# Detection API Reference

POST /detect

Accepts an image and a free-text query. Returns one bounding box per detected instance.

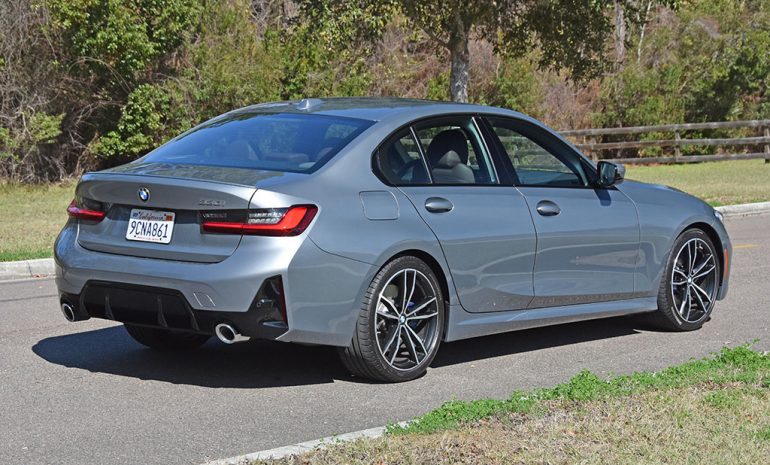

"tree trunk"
[448,31,469,103]
[613,0,627,66]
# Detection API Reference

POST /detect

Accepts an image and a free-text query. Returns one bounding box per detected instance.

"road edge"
[201,422,408,465]
[1,201,768,282]
[0,258,55,281]
[715,201,770,218]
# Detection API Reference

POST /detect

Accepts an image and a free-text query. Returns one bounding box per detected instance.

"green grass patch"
[625,159,770,206]
[0,181,74,262]
[390,344,768,435]
[256,345,770,465]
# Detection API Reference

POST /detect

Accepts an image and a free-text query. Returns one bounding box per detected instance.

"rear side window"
[375,130,430,185]
[142,113,373,173]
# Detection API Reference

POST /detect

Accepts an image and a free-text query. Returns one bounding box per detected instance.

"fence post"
[764,126,769,164]
[589,136,598,162]
[674,130,681,161]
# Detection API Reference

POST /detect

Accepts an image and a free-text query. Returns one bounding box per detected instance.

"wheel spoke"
[408,311,438,321]
[693,264,716,280]
[379,296,399,315]
[691,282,713,304]
[381,325,400,355]
[688,242,696,274]
[389,330,402,365]
[685,289,692,320]
[405,324,428,356]
[692,285,708,313]
[673,268,688,278]
[406,297,436,317]
[678,286,689,317]
[692,254,713,276]
[402,326,421,364]
[401,271,409,311]
[406,270,417,309]
[376,306,399,320]
[672,279,687,286]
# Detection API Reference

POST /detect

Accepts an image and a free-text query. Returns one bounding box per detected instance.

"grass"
[254,345,770,465]
[625,158,770,206]
[0,181,74,262]
[0,159,768,261]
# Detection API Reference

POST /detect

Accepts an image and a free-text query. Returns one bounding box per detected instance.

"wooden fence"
[560,120,770,164]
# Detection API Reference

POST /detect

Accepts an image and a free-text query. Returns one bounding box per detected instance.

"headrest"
[426,129,469,166]
[434,151,462,169]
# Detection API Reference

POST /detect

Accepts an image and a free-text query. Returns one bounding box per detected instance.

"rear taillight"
[201,205,318,236]
[67,198,106,222]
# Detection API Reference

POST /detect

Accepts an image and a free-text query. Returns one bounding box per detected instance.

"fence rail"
[559,119,770,164]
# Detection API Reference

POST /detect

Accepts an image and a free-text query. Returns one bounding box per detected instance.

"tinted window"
[376,130,430,185]
[142,113,373,173]
[487,117,589,188]
[413,117,497,185]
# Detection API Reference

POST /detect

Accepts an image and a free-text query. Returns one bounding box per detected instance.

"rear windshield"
[141,112,373,173]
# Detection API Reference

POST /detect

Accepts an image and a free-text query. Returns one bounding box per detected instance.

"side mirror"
[597,161,625,188]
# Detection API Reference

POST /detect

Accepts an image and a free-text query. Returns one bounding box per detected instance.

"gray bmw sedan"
[55,98,731,382]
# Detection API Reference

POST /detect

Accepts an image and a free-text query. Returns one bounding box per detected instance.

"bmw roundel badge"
[138,187,150,202]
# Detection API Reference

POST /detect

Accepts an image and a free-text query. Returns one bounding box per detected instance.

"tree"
[303,0,664,103]
[403,1,657,102]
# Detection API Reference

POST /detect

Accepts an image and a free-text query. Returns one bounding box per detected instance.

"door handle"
[424,197,454,213]
[536,200,561,217]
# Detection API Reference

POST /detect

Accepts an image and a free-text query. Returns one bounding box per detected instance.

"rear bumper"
[54,221,375,346]
[55,221,305,314]
[59,280,287,339]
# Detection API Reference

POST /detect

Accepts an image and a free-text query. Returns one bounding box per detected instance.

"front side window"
[413,117,497,185]
[487,117,590,188]
[141,113,373,173]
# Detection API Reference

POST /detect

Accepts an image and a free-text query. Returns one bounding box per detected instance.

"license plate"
[126,209,175,244]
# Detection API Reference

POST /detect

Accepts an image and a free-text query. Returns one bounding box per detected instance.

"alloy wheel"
[374,268,441,371]
[671,237,719,323]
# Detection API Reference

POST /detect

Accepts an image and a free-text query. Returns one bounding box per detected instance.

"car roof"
[230,97,524,123]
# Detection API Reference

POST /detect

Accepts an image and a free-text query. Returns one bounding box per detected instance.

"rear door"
[375,116,537,312]
[484,116,640,308]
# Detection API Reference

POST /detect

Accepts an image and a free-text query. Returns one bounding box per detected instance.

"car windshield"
[141,112,373,173]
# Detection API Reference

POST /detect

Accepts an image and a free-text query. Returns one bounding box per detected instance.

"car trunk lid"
[74,169,260,263]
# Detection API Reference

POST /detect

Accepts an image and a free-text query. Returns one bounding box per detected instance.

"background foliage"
[0,0,767,181]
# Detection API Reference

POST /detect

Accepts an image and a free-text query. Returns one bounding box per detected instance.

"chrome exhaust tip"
[61,302,76,322]
[214,323,250,344]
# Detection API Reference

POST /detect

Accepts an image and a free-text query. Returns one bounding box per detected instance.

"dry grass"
[254,347,770,465]
[0,181,74,261]
[258,383,770,465]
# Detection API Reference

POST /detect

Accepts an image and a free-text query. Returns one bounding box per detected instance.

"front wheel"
[124,324,210,350]
[653,228,721,331]
[339,256,445,382]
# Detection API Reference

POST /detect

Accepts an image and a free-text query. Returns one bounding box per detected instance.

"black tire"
[124,324,210,350]
[651,228,720,331]
[339,256,446,382]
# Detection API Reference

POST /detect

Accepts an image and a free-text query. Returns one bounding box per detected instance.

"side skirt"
[444,297,658,342]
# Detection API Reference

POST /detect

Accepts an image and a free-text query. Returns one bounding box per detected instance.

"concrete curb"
[0,258,54,281]
[0,201,768,282]
[201,422,408,465]
[715,201,770,218]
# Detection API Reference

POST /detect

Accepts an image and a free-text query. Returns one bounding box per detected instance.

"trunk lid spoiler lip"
[90,162,308,188]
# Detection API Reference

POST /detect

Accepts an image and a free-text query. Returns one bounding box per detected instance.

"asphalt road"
[1,214,768,465]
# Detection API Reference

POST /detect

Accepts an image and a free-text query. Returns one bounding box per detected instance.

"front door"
[484,116,640,308]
